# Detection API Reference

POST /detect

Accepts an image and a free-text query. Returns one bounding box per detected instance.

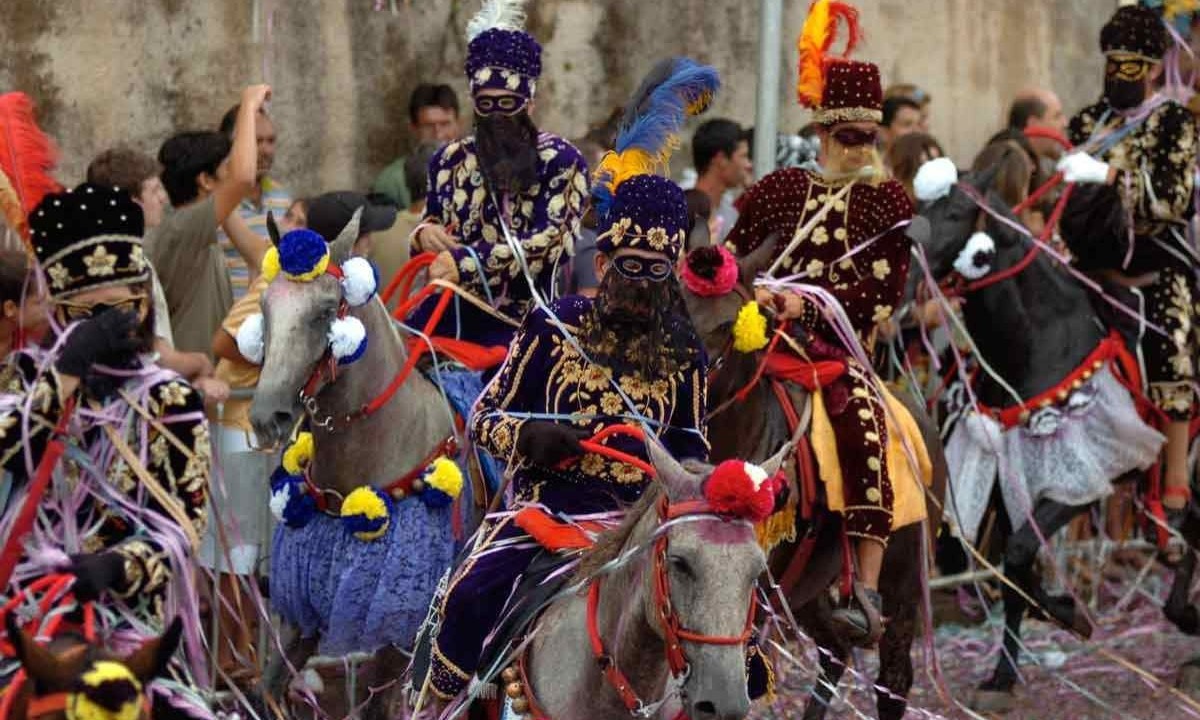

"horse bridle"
[580,496,757,718]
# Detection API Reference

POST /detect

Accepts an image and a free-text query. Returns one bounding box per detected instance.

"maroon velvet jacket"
[726,168,914,346]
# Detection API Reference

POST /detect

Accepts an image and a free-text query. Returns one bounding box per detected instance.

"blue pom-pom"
[420,488,454,509]
[279,229,330,279]
[270,467,316,529]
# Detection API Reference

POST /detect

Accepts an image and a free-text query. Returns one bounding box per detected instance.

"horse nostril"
[272,411,293,432]
[694,700,717,717]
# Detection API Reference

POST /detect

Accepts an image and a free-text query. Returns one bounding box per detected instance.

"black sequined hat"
[28,183,148,299]
[1101,5,1168,60]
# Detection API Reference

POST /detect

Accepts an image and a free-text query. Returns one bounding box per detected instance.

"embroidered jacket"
[726,168,914,346]
[470,296,708,511]
[0,351,210,611]
[1068,99,1198,274]
[423,132,588,325]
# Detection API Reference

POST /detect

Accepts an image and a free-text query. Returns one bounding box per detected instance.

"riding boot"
[830,583,884,648]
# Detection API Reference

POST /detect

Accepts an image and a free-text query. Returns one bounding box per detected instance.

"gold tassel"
[755,504,797,553]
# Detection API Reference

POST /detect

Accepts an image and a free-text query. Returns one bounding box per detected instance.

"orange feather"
[796,0,864,108]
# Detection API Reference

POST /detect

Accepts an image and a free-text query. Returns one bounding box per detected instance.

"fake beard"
[582,271,698,381]
[475,110,540,195]
[1104,78,1147,110]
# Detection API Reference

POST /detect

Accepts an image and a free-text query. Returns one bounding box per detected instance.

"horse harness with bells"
[504,426,760,720]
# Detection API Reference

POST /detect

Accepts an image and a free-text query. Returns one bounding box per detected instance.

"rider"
[414,58,716,702]
[409,0,589,349]
[727,1,921,645]
[0,184,211,711]
[1058,4,1199,529]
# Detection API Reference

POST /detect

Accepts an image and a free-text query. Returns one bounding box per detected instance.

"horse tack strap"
[302,434,460,514]
[586,580,646,714]
[24,691,152,718]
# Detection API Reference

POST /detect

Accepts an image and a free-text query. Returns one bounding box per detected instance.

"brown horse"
[681,238,948,720]
[3,614,183,720]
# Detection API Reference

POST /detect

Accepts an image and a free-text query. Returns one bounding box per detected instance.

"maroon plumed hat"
[814,59,883,126]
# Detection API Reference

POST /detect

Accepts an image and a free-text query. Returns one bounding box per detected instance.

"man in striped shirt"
[217,104,291,300]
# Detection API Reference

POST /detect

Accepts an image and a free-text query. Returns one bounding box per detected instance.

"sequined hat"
[28,183,148,299]
[1101,5,1168,60]
[465,0,542,100]
[796,0,882,125]
[595,174,689,260]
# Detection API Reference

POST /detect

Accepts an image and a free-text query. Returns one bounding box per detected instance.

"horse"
[250,215,461,720]
[512,435,788,720]
[680,236,949,720]
[918,167,1165,711]
[3,613,183,720]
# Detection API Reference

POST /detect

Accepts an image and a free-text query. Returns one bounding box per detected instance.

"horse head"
[3,614,182,720]
[916,163,1013,280]
[250,212,361,447]
[633,436,787,720]
[679,234,778,361]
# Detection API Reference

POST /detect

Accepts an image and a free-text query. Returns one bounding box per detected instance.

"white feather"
[235,313,266,365]
[913,157,958,203]
[467,0,527,41]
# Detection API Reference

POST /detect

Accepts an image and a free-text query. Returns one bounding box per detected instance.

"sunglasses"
[831,128,878,147]
[474,93,528,116]
[55,295,146,323]
[612,254,673,282]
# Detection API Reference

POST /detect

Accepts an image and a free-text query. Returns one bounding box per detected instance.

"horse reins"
[518,426,758,719]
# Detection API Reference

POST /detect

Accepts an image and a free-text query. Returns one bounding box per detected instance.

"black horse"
[918,167,1165,711]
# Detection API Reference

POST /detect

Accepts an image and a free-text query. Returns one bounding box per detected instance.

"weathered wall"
[0,0,1112,197]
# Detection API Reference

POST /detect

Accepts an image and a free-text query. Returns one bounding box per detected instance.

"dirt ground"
[751,566,1200,720]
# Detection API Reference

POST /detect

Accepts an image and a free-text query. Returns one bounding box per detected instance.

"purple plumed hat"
[465,0,542,99]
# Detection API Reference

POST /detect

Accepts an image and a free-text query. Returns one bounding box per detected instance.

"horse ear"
[328,208,363,265]
[266,211,281,247]
[905,215,931,247]
[968,163,1000,194]
[737,232,779,286]
[759,441,793,478]
[644,432,701,500]
[6,613,73,689]
[123,616,183,683]
[686,218,711,251]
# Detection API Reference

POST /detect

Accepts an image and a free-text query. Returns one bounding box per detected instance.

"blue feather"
[592,57,720,219]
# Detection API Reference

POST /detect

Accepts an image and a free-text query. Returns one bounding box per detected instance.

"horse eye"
[668,555,694,578]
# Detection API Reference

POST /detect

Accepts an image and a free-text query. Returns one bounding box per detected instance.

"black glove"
[54,310,140,379]
[68,551,127,602]
[516,421,589,467]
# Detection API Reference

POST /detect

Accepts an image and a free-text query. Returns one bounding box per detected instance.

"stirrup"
[830,581,884,648]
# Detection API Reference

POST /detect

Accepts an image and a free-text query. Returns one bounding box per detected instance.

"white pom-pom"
[913,157,958,203]
[953,231,996,280]
[235,313,266,365]
[340,257,378,307]
[743,462,769,491]
[269,482,292,523]
[328,316,367,361]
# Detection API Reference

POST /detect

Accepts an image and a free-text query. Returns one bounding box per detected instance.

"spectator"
[149,84,270,358]
[880,96,923,159]
[371,141,440,297]
[885,132,946,203]
[217,102,289,300]
[1008,86,1069,160]
[972,134,1041,234]
[86,147,229,400]
[884,83,932,133]
[372,83,462,208]
[691,118,752,242]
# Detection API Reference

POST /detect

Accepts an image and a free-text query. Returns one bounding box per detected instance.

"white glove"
[1056,152,1111,185]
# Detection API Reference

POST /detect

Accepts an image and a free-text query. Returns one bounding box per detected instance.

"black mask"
[1104,78,1148,110]
[475,110,540,195]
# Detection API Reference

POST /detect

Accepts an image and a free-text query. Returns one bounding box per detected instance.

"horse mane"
[575,482,665,581]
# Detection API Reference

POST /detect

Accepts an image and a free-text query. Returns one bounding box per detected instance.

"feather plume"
[796,0,862,108]
[0,93,59,243]
[467,0,527,41]
[593,57,720,217]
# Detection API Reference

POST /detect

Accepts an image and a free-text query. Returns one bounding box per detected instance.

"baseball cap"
[305,191,398,243]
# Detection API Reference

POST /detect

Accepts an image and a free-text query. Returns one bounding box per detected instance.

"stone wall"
[0,0,1113,197]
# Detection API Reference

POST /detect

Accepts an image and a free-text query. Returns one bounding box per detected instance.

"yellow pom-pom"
[733,302,770,353]
[282,432,314,475]
[425,456,464,499]
[261,246,281,282]
[287,250,331,282]
[68,661,143,720]
[340,485,391,541]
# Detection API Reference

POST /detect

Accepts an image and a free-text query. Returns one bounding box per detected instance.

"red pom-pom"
[704,460,776,522]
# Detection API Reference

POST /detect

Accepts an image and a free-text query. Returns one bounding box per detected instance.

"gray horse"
[251,214,458,720]
[518,437,787,720]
